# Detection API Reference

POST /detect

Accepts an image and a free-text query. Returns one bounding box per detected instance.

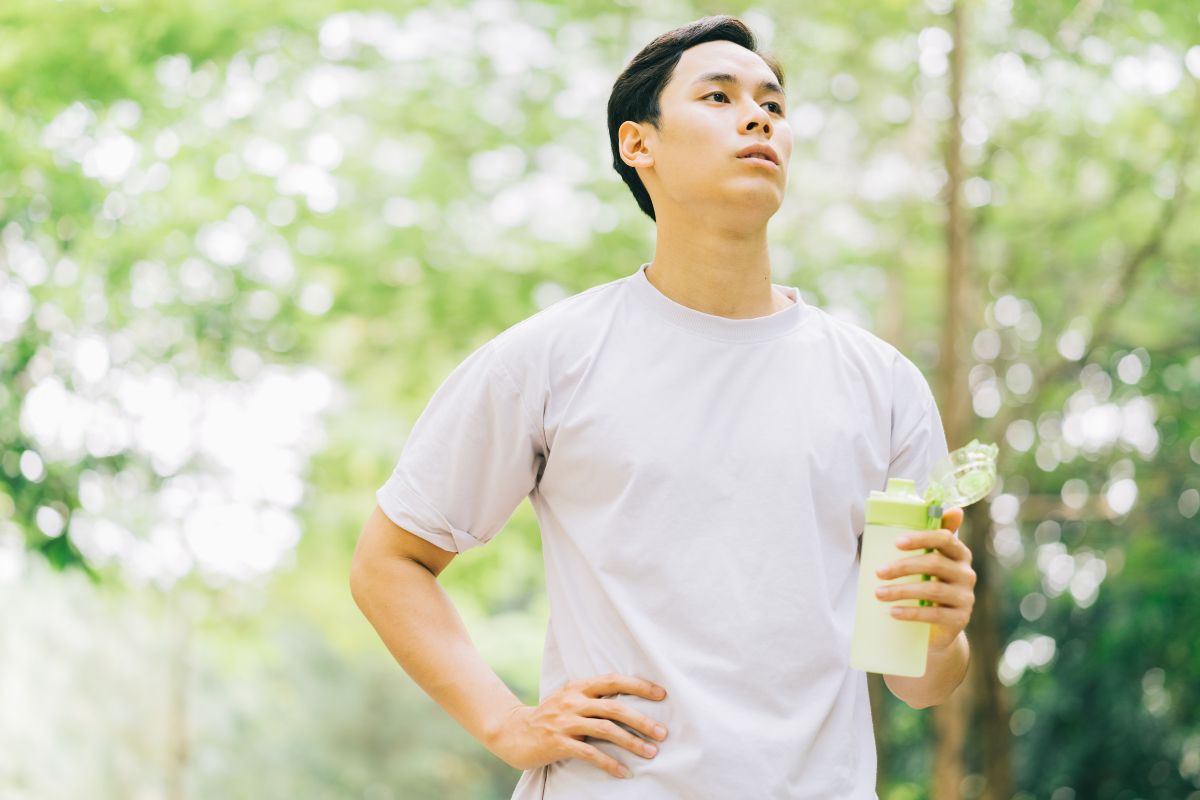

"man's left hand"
[873,507,975,652]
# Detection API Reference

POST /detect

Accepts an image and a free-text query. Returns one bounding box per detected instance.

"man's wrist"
[930,629,967,654]
[928,631,970,696]
[484,702,527,754]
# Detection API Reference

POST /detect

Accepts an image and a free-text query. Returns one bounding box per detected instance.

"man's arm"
[349,505,522,752]
[351,505,673,779]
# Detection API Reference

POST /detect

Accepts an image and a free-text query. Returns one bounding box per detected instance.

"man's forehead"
[671,41,776,89]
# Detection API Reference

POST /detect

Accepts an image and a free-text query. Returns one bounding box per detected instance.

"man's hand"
[489,674,669,780]
[873,507,975,652]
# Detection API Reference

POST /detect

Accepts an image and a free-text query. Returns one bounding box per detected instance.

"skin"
[494,675,669,780]
[617,39,796,320]
[352,510,670,780]
[875,507,977,653]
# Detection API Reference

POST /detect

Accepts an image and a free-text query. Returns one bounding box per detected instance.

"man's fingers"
[941,506,964,532]
[583,673,667,702]
[877,579,973,608]
[878,553,965,582]
[890,604,971,626]
[896,530,972,563]
[562,737,630,779]
[573,717,659,760]
[583,698,668,742]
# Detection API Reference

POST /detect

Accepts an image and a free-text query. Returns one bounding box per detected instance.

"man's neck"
[645,215,793,320]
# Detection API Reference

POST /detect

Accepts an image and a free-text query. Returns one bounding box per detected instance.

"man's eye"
[704,92,785,114]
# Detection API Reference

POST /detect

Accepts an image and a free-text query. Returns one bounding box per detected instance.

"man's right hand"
[488,674,670,779]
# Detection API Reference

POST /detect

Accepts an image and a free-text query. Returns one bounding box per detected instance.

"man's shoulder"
[808,307,910,372]
[491,272,629,360]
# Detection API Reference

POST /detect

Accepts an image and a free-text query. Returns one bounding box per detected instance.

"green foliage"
[2,0,1199,797]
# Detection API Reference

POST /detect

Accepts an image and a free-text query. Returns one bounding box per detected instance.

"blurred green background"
[1,0,1198,798]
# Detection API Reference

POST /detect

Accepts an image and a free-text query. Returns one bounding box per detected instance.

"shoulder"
[488,272,630,367]
[806,305,915,374]
[798,304,936,407]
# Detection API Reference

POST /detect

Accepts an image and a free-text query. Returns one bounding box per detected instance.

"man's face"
[620,40,793,223]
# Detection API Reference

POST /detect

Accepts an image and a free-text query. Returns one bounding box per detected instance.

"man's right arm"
[350,504,671,779]
[348,504,523,753]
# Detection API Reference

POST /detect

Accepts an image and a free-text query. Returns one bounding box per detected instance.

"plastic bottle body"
[847,443,998,677]
[850,522,931,677]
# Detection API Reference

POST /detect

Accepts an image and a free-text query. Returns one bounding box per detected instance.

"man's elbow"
[883,676,933,710]
[348,536,380,612]
[348,555,368,611]
[912,696,946,710]
[898,692,930,711]
[896,685,962,710]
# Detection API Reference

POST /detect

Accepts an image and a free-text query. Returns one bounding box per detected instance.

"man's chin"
[722,189,785,218]
[668,189,784,224]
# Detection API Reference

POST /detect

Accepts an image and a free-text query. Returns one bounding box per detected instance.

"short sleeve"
[887,354,950,499]
[376,339,546,553]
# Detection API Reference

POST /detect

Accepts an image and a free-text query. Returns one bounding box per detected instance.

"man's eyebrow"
[690,71,785,98]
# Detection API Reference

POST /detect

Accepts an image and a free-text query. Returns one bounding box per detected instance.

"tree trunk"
[879,265,906,349]
[965,501,1015,800]
[869,672,890,790]
[931,1,972,798]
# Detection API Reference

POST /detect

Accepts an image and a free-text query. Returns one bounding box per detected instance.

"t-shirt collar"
[626,262,811,343]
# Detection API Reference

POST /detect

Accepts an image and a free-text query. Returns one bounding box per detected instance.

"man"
[350,14,976,799]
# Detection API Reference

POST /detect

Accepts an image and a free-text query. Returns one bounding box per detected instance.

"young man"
[350,15,976,799]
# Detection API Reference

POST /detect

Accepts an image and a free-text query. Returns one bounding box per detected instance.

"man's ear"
[618,120,654,170]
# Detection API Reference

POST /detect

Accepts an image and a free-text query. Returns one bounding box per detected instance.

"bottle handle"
[918,504,943,608]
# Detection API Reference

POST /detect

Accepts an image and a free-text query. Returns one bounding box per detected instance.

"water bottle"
[850,440,999,677]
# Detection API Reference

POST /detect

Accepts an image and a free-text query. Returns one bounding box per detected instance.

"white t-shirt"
[377,261,949,799]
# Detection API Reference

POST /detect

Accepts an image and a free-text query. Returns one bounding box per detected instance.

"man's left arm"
[878,507,975,709]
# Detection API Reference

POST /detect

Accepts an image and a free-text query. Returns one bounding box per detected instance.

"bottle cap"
[924,439,999,507]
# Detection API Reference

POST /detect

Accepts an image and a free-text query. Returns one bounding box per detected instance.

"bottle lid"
[867,440,999,530]
[924,439,999,507]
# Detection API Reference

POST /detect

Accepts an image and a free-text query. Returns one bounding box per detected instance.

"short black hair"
[606,15,786,222]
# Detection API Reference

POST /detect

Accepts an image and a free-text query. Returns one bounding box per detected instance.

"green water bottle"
[850,440,998,677]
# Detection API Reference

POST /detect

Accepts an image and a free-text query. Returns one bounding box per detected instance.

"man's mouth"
[738,154,779,168]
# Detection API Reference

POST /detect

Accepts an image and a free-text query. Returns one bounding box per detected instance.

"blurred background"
[1,0,1197,798]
